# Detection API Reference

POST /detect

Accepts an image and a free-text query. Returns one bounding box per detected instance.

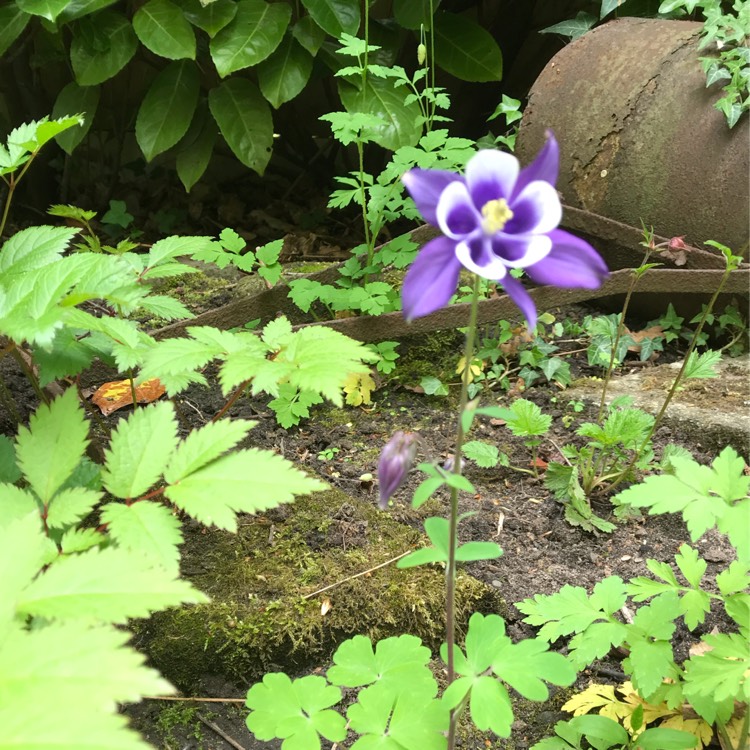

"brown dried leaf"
[92,378,166,416]
[627,325,663,352]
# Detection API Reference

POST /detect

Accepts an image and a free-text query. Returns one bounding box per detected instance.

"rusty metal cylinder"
[516,17,749,259]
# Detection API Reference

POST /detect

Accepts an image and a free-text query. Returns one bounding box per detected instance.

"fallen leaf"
[627,325,663,353]
[321,598,332,616]
[530,457,548,471]
[92,378,166,416]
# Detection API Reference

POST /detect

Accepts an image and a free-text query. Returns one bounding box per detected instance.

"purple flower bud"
[378,431,418,509]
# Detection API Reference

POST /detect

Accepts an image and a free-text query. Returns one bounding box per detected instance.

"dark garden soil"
[2,295,745,750]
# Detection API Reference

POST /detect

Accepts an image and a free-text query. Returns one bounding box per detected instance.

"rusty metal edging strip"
[153,207,748,343]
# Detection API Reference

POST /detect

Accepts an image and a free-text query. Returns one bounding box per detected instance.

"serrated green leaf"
[136,61,200,161]
[0,485,40,529]
[46,487,102,530]
[503,399,551,438]
[60,527,106,554]
[684,632,750,703]
[16,545,207,622]
[101,501,183,573]
[210,0,290,77]
[463,440,500,468]
[0,225,78,277]
[300,0,359,38]
[165,418,255,482]
[165,448,326,531]
[258,34,313,109]
[209,77,274,175]
[15,390,88,505]
[133,0,196,59]
[683,349,721,379]
[433,12,503,82]
[102,402,179,499]
[70,10,138,86]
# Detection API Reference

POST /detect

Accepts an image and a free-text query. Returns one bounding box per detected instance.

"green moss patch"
[137,487,504,692]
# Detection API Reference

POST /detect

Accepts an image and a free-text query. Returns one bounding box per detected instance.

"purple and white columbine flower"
[401,132,608,328]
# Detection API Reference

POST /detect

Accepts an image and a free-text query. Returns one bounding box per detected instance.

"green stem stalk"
[446,275,481,750]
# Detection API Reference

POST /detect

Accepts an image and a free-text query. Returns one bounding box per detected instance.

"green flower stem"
[607,262,734,495]
[10,345,49,406]
[597,250,652,424]
[446,274,481,750]
[359,140,374,284]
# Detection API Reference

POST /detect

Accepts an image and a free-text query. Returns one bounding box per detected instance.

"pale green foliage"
[613,446,750,561]
[1,386,328,748]
[0,114,83,176]
[463,440,501,468]
[140,316,378,426]
[499,398,551,438]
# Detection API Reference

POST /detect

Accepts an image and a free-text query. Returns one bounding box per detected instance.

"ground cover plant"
[0,4,748,750]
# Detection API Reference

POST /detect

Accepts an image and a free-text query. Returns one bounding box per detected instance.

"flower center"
[481,199,514,234]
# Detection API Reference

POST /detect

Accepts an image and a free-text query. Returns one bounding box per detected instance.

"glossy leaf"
[258,34,313,109]
[16,0,68,22]
[299,0,359,38]
[176,102,216,191]
[136,60,200,161]
[393,0,440,30]
[0,5,30,57]
[292,15,325,56]
[180,0,237,37]
[52,82,100,154]
[69,11,138,85]
[208,78,273,175]
[58,0,119,23]
[210,0,290,78]
[339,77,421,151]
[433,11,503,82]
[133,0,196,60]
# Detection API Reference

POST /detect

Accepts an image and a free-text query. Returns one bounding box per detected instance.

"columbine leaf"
[15,390,88,505]
[165,448,326,531]
[16,546,207,623]
[246,673,346,746]
[100,501,183,574]
[328,634,433,694]
[102,402,179,500]
[684,632,750,703]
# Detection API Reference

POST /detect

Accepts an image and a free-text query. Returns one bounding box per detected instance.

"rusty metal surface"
[517,18,749,258]
[153,210,748,344]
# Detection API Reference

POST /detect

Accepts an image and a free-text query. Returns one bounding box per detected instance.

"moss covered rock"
[136,487,505,691]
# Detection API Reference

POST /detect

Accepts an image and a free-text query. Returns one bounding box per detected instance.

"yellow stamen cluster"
[481,199,513,233]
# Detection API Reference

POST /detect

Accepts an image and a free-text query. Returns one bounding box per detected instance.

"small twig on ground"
[143,695,245,703]
[301,551,411,599]
[197,713,247,750]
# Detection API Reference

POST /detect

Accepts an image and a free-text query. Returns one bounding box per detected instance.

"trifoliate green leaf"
[165,418,255,482]
[347,681,448,750]
[328,635,433,695]
[15,389,88,504]
[246,673,346,748]
[16,546,207,623]
[101,501,183,574]
[102,402,179,499]
[46,487,102,529]
[165,448,326,531]
[444,674,513,737]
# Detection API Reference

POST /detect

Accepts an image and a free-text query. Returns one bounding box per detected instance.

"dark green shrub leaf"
[176,102,216,191]
[133,0,196,60]
[208,78,273,174]
[292,15,326,56]
[210,0,291,77]
[136,60,200,161]
[70,11,138,85]
[433,11,503,82]
[180,0,237,37]
[52,82,100,154]
[300,0,359,38]
[0,5,30,56]
[258,34,313,109]
[16,0,68,22]
[393,0,441,30]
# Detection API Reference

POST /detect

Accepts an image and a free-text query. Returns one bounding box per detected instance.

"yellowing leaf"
[562,683,620,716]
[92,378,166,416]
[661,715,714,748]
[343,371,375,407]
[456,356,483,382]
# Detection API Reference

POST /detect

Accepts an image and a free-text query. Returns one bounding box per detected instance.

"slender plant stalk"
[10,345,49,406]
[0,150,39,238]
[446,275,481,750]
[128,370,139,410]
[607,262,734,495]
[597,250,651,423]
